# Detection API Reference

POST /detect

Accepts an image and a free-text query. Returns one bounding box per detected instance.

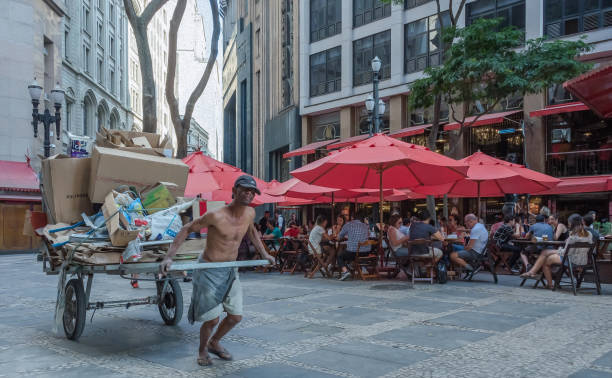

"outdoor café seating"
[351,240,379,281]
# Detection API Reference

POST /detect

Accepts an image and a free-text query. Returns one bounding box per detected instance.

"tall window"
[64,28,70,60]
[353,30,390,87]
[544,0,612,38]
[66,99,73,131]
[405,0,432,9]
[83,5,91,34]
[97,22,103,45]
[353,0,391,28]
[404,12,449,74]
[83,45,91,73]
[109,36,115,59]
[309,46,341,97]
[467,0,525,31]
[109,1,115,24]
[97,57,103,84]
[310,0,341,42]
[110,69,115,94]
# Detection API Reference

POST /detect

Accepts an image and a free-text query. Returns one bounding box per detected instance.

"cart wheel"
[158,279,183,325]
[63,278,86,340]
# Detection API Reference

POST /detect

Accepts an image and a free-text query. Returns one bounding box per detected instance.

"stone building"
[221,0,301,180]
[0,0,65,170]
[61,0,131,153]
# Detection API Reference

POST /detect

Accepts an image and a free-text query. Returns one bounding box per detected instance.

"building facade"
[0,0,65,169]
[177,0,223,160]
[222,0,301,180]
[62,0,131,153]
[298,0,612,219]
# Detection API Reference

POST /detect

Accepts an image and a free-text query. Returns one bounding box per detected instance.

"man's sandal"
[197,354,213,366]
[208,346,233,361]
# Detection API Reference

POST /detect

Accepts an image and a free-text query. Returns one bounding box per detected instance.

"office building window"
[310,0,341,42]
[109,2,115,24]
[97,22,103,45]
[404,12,449,74]
[83,45,91,73]
[544,0,612,38]
[311,111,340,143]
[353,0,391,28]
[64,28,70,60]
[309,46,341,97]
[356,105,389,135]
[405,0,432,9]
[83,5,91,34]
[467,0,525,31]
[109,36,115,59]
[110,69,115,94]
[353,30,390,87]
[97,57,103,84]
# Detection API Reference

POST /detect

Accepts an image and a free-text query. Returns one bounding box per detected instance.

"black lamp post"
[364,56,385,136]
[28,78,64,158]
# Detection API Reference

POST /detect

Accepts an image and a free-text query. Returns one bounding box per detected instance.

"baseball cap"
[233,174,261,194]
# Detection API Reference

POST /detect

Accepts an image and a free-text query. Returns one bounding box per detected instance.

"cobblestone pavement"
[1,254,612,377]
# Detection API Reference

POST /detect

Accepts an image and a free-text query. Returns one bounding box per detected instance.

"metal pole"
[373,71,380,134]
[42,109,52,158]
[368,112,373,137]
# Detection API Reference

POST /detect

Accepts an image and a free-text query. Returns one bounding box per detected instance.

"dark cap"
[234,174,261,194]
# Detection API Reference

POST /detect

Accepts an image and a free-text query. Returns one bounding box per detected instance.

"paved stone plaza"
[1,254,612,377]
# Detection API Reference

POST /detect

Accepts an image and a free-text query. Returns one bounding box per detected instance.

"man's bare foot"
[208,339,233,361]
[197,353,213,366]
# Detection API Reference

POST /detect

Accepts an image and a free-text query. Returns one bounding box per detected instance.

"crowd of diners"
[242,206,609,287]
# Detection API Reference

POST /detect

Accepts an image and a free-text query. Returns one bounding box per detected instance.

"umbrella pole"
[379,170,384,266]
[331,192,335,225]
[477,181,481,222]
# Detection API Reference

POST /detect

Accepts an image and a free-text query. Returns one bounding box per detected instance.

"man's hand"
[160,257,173,276]
[262,253,275,266]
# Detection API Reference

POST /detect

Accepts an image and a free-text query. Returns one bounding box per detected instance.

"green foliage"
[409,18,592,121]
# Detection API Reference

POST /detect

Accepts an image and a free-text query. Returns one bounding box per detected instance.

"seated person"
[490,214,504,236]
[493,215,526,273]
[521,214,594,289]
[262,218,282,250]
[283,221,301,238]
[408,210,444,262]
[524,214,555,254]
[583,213,600,240]
[336,210,370,281]
[388,214,411,257]
[548,214,569,241]
[447,214,466,251]
[308,215,333,256]
[399,217,411,236]
[450,214,488,273]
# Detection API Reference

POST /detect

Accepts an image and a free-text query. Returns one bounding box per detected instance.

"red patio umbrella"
[411,151,561,218]
[291,133,468,252]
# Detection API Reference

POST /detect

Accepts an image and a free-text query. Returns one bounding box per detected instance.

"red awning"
[528,102,590,118]
[539,175,612,195]
[443,110,522,131]
[326,134,372,150]
[282,139,339,159]
[388,124,433,139]
[564,64,612,119]
[0,161,40,192]
[0,194,42,202]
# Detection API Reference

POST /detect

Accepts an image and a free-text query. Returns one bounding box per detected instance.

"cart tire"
[158,279,183,325]
[63,278,86,340]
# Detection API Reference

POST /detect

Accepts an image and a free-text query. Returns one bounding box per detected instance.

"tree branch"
[141,0,169,25]
[184,0,220,122]
[166,0,186,128]
[122,0,138,25]
[454,0,467,27]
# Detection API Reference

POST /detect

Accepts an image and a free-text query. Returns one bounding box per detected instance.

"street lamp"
[28,78,64,158]
[364,56,385,136]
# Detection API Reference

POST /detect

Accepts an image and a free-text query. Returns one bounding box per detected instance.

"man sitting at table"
[262,218,282,250]
[450,214,488,273]
[524,214,554,258]
[284,221,301,238]
[336,210,370,281]
[308,215,333,257]
[493,215,526,273]
[408,210,444,261]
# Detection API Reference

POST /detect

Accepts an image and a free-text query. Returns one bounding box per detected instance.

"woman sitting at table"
[548,214,569,241]
[331,215,345,239]
[448,214,466,251]
[388,214,412,257]
[262,218,282,250]
[308,215,334,257]
[284,221,301,238]
[520,213,593,289]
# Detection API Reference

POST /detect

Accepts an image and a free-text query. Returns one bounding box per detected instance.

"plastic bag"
[122,238,142,262]
[149,211,182,240]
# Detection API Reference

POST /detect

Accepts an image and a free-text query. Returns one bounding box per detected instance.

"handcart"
[42,255,269,341]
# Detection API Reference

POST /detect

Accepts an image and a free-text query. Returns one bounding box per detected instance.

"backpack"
[437,260,448,284]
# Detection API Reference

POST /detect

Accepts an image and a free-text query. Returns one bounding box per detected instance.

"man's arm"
[247,222,276,265]
[160,213,212,275]
[431,231,444,241]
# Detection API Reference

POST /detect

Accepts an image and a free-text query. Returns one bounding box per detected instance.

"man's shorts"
[195,273,243,322]
[412,247,443,259]
[457,249,482,264]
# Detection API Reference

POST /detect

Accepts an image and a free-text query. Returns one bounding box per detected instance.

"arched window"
[110,110,119,129]
[83,96,94,136]
[97,103,107,131]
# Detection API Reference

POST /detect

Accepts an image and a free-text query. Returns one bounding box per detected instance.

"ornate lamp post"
[28,78,64,158]
[365,56,385,136]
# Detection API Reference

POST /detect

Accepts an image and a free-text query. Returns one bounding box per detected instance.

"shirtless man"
[160,175,275,366]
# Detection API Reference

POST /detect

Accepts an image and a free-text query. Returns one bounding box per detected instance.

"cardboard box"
[101,192,140,246]
[96,129,173,157]
[89,146,189,203]
[41,154,93,224]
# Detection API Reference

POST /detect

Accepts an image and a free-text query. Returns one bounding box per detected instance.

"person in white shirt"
[308,215,332,255]
[450,213,488,272]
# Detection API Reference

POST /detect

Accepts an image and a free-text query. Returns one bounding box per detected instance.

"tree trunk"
[166,0,220,158]
[122,0,169,133]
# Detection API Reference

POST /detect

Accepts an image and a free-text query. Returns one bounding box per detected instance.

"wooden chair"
[278,238,300,275]
[464,242,498,284]
[552,242,600,295]
[406,239,436,285]
[488,242,513,275]
[304,240,330,279]
[351,240,379,281]
[378,235,399,279]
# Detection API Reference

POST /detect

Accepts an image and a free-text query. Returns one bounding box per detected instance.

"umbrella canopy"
[265,177,389,200]
[291,134,468,189]
[411,151,560,197]
[182,151,241,173]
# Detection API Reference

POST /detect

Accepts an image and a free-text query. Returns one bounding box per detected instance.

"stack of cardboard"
[96,129,173,157]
